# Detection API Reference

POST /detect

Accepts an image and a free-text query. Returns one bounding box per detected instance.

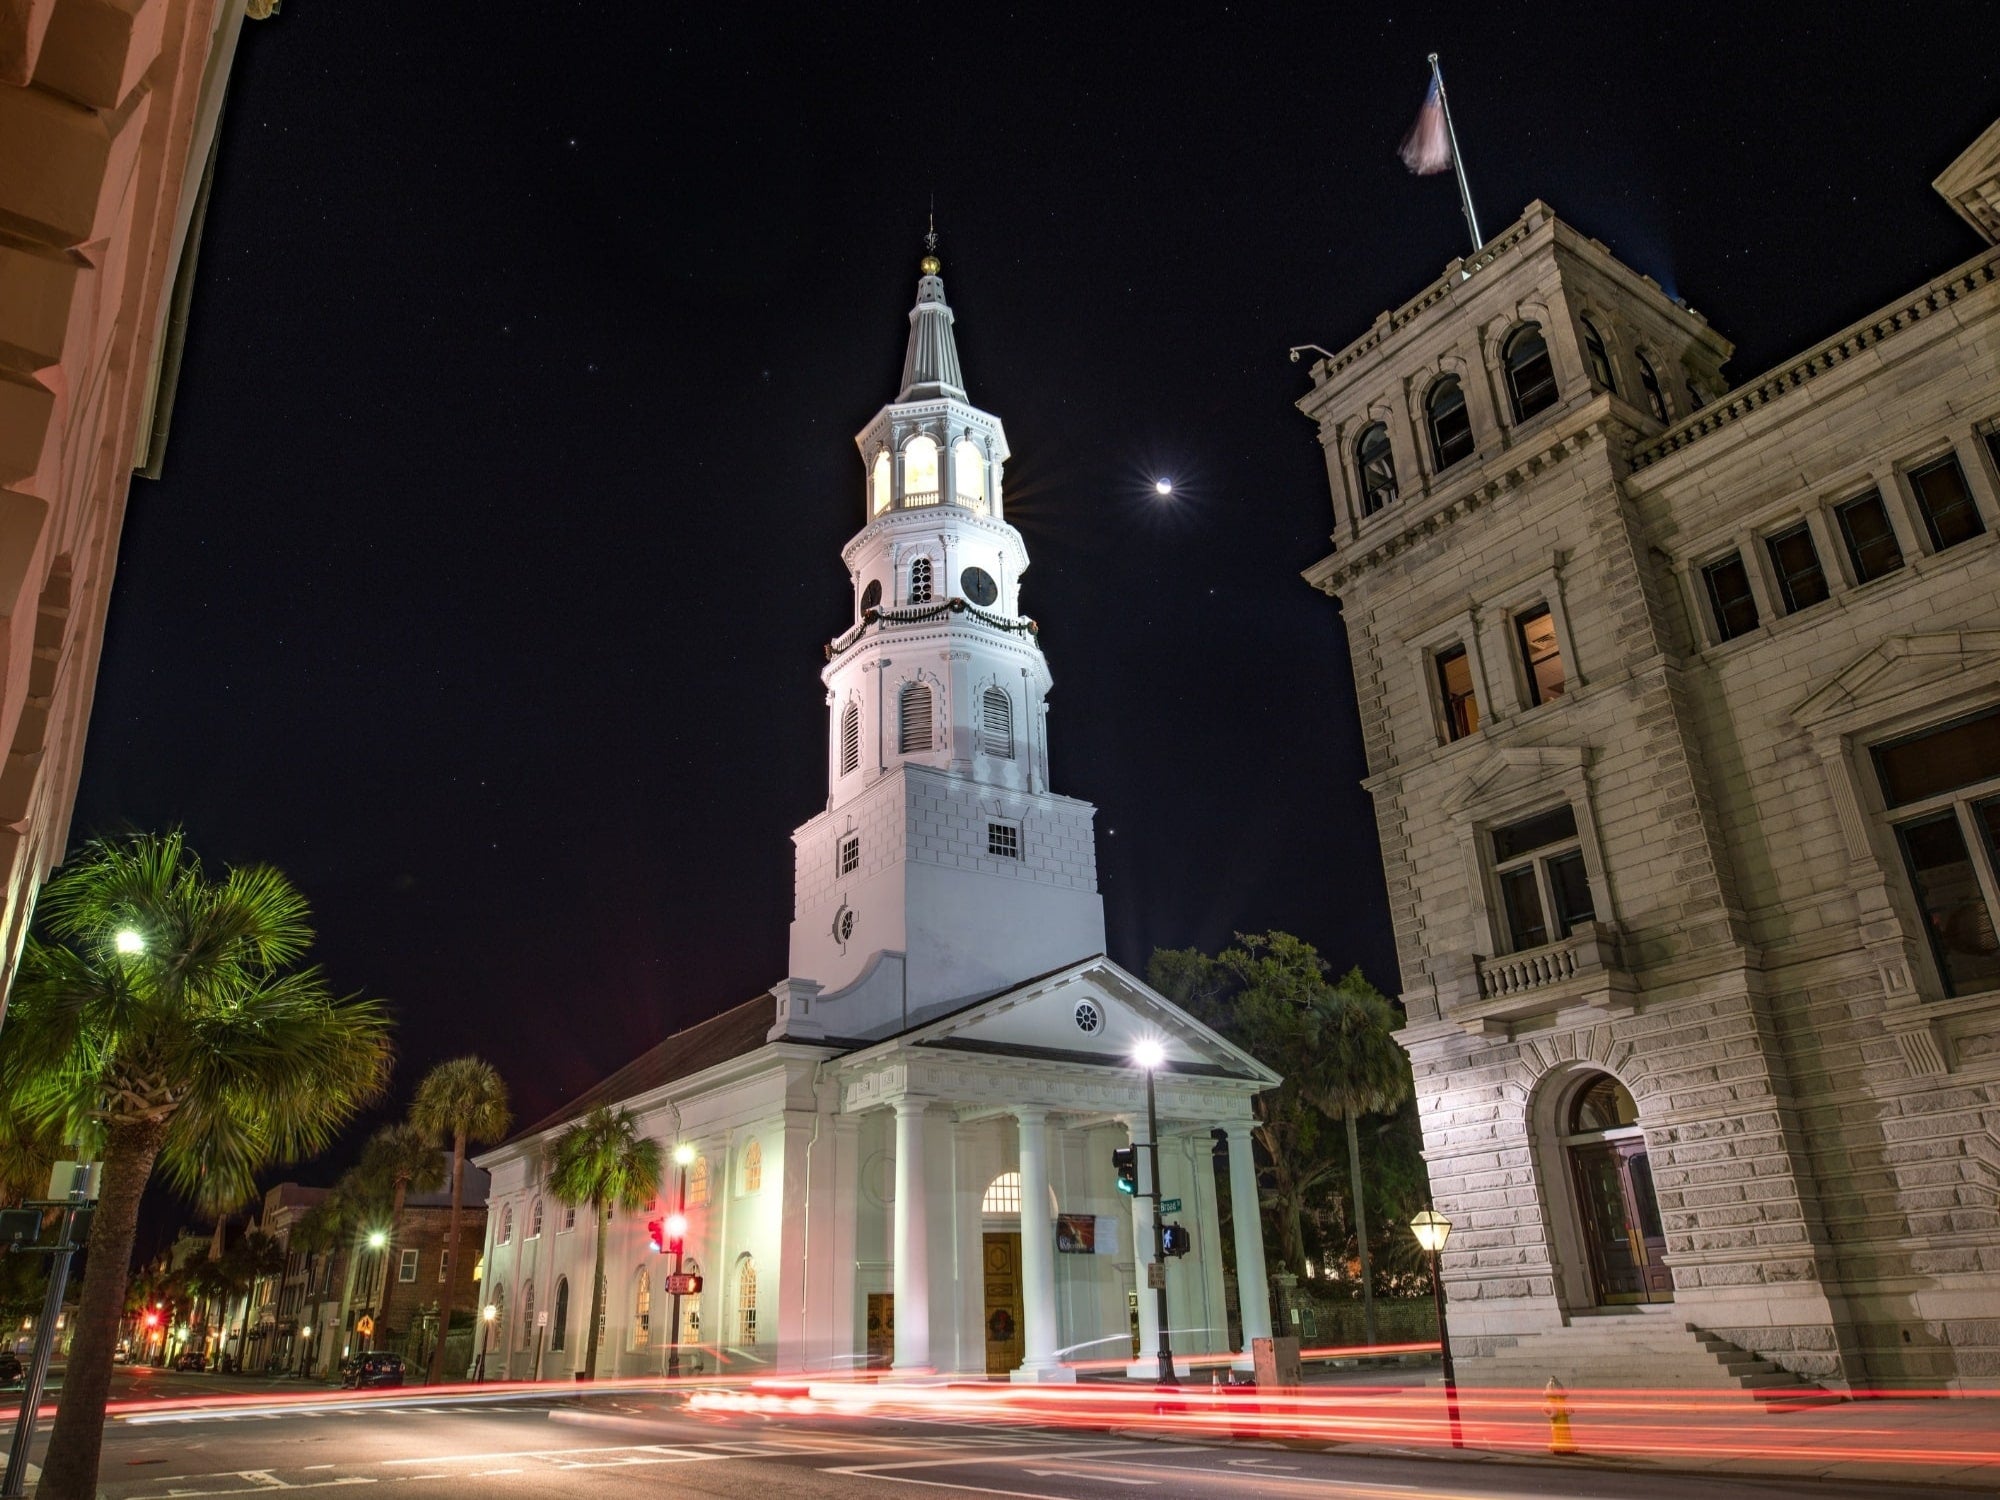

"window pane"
[1765,523,1828,613]
[1547,850,1596,935]
[1638,355,1669,422]
[1909,455,1984,551]
[1356,423,1397,514]
[1500,866,1549,950]
[1428,379,1474,470]
[1581,319,1615,391]
[1515,604,1565,705]
[1505,326,1558,422]
[1435,644,1478,741]
[1895,811,2000,997]
[1494,805,1578,862]
[1873,707,2000,807]
[1701,553,1759,642]
[1834,491,1904,584]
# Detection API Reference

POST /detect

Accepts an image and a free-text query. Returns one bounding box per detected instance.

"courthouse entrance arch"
[1562,1073,1673,1306]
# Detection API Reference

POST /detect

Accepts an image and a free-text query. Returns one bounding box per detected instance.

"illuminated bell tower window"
[871,451,892,516]
[904,435,939,505]
[954,439,986,511]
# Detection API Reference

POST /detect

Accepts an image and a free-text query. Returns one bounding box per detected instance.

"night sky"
[73,5,1999,1233]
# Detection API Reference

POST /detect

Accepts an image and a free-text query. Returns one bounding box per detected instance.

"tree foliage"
[410,1055,510,1382]
[547,1105,660,1381]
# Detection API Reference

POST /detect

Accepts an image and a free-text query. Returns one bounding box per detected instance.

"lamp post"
[1411,1208,1461,1448]
[666,1143,693,1378]
[476,1302,497,1382]
[363,1228,388,1353]
[1133,1040,1177,1387]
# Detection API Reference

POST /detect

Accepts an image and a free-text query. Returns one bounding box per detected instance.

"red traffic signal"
[665,1212,687,1257]
[143,1310,160,1327]
[645,1218,664,1254]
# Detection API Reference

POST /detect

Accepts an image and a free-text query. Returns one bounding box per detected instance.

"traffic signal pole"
[1144,1065,1177,1388]
[3,1190,90,1499]
[666,1160,686,1379]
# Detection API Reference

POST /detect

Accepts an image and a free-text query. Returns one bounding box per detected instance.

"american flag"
[1399,75,1452,176]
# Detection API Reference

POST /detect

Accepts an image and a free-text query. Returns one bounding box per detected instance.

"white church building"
[474,251,1279,1382]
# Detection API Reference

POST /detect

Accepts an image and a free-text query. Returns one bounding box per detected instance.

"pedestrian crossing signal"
[1112,1146,1138,1195]
[1159,1223,1191,1258]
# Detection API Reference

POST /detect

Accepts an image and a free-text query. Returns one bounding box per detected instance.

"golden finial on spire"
[921,204,940,275]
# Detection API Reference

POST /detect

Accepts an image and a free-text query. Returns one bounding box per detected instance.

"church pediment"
[849,956,1279,1086]
[1790,632,2000,732]
[1441,744,1590,819]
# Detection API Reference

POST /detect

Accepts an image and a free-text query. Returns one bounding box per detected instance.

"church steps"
[1458,1319,1825,1399]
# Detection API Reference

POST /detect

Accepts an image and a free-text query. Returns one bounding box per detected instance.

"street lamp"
[666,1143,695,1378]
[113,928,145,955]
[1411,1208,1461,1448]
[475,1303,497,1383]
[1132,1039,1177,1387]
[362,1229,389,1353]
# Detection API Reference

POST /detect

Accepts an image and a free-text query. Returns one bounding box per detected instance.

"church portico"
[474,247,1282,1385]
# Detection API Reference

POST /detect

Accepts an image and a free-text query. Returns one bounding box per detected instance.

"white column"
[1121,1114,1159,1377]
[892,1098,931,1371]
[1012,1106,1069,1382]
[1225,1121,1272,1365]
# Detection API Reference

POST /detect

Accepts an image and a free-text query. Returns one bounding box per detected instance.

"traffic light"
[143,1310,160,1328]
[645,1218,664,1254]
[665,1212,687,1257]
[1112,1147,1138,1195]
[1159,1223,1191,1258]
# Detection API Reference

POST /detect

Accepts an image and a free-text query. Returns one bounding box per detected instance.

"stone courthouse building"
[1298,117,2000,1389]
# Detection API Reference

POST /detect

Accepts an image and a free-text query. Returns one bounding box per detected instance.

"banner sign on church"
[1055,1214,1120,1255]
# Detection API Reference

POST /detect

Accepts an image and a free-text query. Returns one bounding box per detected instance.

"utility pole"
[3,1167,96,1498]
[1142,1057,1177,1387]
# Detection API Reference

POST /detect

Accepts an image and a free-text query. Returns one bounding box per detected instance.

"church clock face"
[860,579,882,612]
[959,566,997,607]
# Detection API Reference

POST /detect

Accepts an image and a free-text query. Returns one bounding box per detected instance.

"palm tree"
[1297,969,1412,1346]
[546,1106,660,1381]
[0,832,391,1500]
[410,1056,511,1384]
[220,1229,285,1369]
[354,1122,444,1347]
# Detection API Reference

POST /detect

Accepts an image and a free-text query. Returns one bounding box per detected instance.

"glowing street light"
[1410,1208,1461,1448]
[113,928,145,955]
[674,1143,696,1168]
[366,1229,388,1250]
[475,1302,497,1383]
[1131,1037,1176,1386]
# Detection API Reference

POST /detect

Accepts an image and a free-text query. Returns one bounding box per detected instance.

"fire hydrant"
[1544,1376,1577,1455]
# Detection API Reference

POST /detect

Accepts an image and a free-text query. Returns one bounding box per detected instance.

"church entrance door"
[865,1293,893,1369]
[1563,1074,1672,1306]
[981,1232,1025,1376]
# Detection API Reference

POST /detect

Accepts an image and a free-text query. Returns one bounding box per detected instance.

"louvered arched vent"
[909,555,933,603]
[981,686,1013,757]
[899,682,933,754]
[839,702,860,775]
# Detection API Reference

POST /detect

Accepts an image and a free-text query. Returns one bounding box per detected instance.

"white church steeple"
[780,246,1107,1040]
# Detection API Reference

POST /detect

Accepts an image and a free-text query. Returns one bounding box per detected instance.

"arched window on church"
[981,686,1013,758]
[954,439,986,512]
[497,1205,512,1245]
[689,1155,709,1207]
[981,1171,1022,1215]
[909,555,933,604]
[1355,422,1396,516]
[742,1139,763,1194]
[633,1266,651,1350]
[518,1280,534,1350]
[839,703,860,776]
[528,1197,543,1238]
[903,435,939,505]
[871,450,892,516]
[899,682,934,755]
[1503,323,1558,422]
[735,1256,759,1345]
[551,1276,570,1352]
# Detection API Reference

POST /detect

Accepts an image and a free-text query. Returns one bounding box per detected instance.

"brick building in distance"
[1297,117,2000,1389]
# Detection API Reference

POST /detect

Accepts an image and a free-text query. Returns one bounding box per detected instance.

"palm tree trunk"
[378,1180,408,1347]
[583,1203,607,1381]
[1345,1113,1377,1346]
[37,1117,167,1500]
[427,1127,467,1385]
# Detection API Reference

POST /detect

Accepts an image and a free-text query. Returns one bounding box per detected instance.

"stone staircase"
[1458,1316,1824,1401]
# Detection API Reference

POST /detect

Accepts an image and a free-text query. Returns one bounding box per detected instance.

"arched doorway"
[980,1171,1024,1377]
[1564,1074,1673,1305]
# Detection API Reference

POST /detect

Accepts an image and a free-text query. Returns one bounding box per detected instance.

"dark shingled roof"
[504,993,776,1146]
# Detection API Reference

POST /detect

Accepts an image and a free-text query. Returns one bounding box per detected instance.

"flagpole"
[1429,52,1483,253]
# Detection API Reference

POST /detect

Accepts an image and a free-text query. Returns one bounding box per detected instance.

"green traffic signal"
[1112,1146,1138,1195]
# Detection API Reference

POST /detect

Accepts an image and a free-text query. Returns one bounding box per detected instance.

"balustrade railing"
[1476,935,1582,1000]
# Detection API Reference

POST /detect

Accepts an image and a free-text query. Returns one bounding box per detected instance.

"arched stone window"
[742,1139,763,1194]
[1504,324,1558,422]
[903,434,939,504]
[1426,376,1474,471]
[871,450,892,516]
[518,1280,534,1350]
[688,1155,709,1207]
[550,1275,569,1352]
[954,438,986,511]
[981,686,1013,757]
[1579,317,1615,391]
[981,1171,1022,1215]
[1355,421,1397,515]
[497,1205,512,1245]
[633,1265,651,1350]
[839,702,860,776]
[899,681,934,755]
[735,1256,759,1345]
[909,555,934,604]
[1637,353,1670,422]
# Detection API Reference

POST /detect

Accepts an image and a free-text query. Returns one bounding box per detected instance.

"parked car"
[171,1350,206,1372]
[0,1352,23,1386]
[340,1352,404,1389]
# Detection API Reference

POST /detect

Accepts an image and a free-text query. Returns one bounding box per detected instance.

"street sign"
[1160,1197,1182,1213]
[537,1310,548,1327]
[354,1315,374,1337]
[1146,1262,1165,1290]
[665,1273,703,1297]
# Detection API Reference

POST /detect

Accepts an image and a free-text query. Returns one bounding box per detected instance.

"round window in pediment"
[833,905,856,947]
[1074,1000,1102,1035]
[960,566,998,607]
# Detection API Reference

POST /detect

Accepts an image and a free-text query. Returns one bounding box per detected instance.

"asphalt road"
[17,1389,1982,1500]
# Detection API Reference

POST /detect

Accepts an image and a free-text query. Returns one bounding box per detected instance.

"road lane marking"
[1024,1470,1158,1485]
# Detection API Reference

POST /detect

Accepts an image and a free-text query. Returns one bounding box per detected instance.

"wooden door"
[864,1293,893,1369]
[1571,1140,1673,1305]
[982,1232,1024,1376]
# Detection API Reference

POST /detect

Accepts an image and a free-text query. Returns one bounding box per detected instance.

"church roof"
[504,993,775,1146]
